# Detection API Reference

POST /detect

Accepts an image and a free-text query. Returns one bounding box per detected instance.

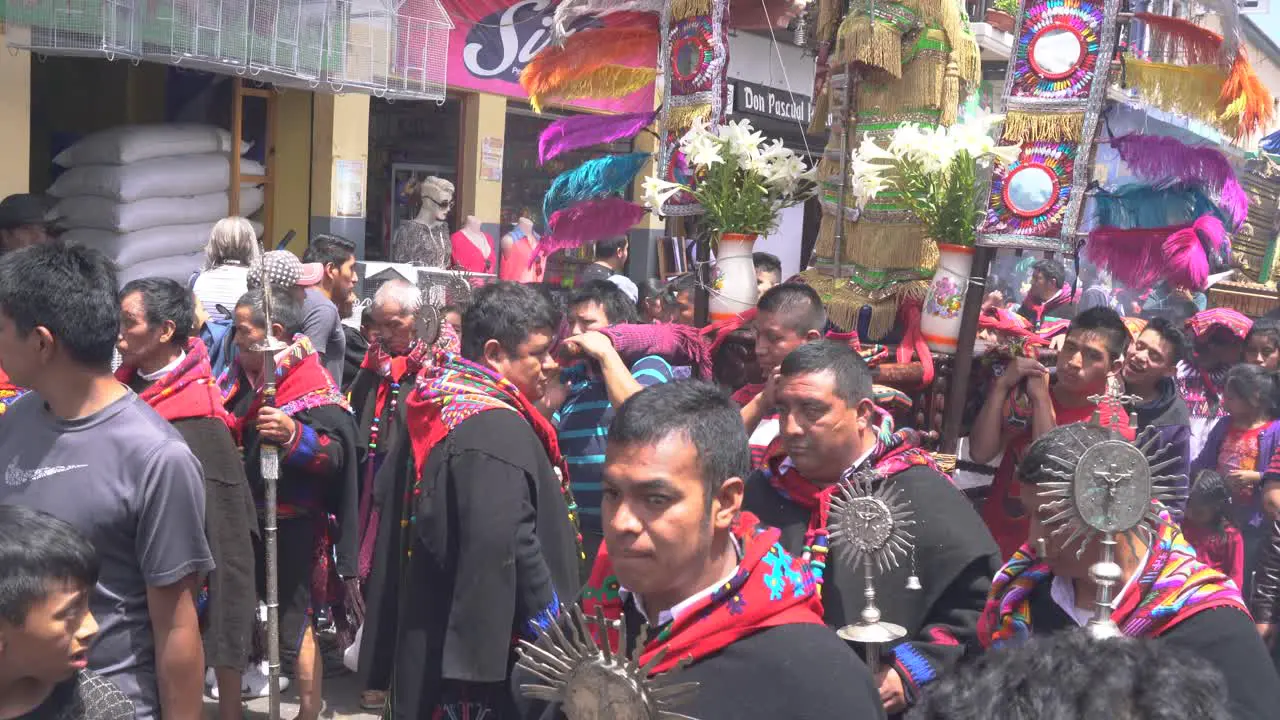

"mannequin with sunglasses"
[392,176,455,268]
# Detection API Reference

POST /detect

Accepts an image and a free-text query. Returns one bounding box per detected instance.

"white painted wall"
[754,203,806,279]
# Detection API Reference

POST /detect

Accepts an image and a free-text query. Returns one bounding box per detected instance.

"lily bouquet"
[853,115,1019,247]
[642,119,816,237]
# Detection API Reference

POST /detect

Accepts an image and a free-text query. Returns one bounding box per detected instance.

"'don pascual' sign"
[731,81,813,124]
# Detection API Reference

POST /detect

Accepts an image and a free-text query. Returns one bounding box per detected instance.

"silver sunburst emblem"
[827,466,917,670]
[515,605,700,720]
[1033,426,1187,638]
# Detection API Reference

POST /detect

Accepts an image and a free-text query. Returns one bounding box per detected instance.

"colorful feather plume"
[1262,128,1280,155]
[1109,134,1247,229]
[551,0,663,45]
[520,26,659,111]
[533,198,649,262]
[1086,226,1169,290]
[1093,183,1231,230]
[1128,14,1274,138]
[538,110,659,165]
[543,152,651,222]
[1163,215,1228,291]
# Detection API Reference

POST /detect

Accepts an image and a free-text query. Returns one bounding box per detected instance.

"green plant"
[992,0,1018,15]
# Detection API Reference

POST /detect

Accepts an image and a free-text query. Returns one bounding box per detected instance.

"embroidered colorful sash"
[405,353,583,559]
[763,429,942,594]
[979,513,1247,647]
[115,338,235,430]
[0,367,25,416]
[580,513,824,674]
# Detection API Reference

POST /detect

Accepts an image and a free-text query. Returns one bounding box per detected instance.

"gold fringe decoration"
[809,88,831,135]
[834,15,904,78]
[940,61,961,127]
[1001,111,1085,143]
[817,0,841,43]
[533,67,658,113]
[798,270,932,337]
[670,0,711,21]
[667,103,712,132]
[939,0,980,89]
[1124,59,1225,127]
[859,46,949,117]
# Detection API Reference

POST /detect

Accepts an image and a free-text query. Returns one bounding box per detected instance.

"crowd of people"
[3,208,1280,720]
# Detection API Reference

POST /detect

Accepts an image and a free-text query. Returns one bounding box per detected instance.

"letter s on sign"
[463,0,552,79]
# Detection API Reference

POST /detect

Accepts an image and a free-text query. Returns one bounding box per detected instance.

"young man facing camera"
[970,307,1135,557]
[302,234,360,381]
[981,423,1280,720]
[359,281,581,720]
[0,505,134,720]
[1123,317,1193,509]
[0,243,211,720]
[743,342,999,715]
[521,382,884,720]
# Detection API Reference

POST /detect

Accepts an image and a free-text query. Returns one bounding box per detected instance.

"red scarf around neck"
[238,336,351,428]
[580,513,824,674]
[115,338,235,430]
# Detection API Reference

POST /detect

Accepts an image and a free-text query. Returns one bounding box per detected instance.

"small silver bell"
[905,575,923,591]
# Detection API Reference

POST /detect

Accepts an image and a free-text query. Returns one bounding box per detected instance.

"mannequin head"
[405,176,455,224]
[464,215,482,231]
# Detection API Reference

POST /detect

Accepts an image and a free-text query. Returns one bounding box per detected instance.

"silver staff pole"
[252,262,290,720]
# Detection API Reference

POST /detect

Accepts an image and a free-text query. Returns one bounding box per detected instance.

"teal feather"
[543,152,651,222]
[1093,182,1232,230]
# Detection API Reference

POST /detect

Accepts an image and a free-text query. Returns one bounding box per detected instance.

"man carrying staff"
[224,285,360,720]
[360,281,581,719]
[742,341,1000,715]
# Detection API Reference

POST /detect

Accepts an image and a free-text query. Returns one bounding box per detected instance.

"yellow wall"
[459,92,506,225]
[0,31,30,197]
[309,93,370,215]
[273,90,314,254]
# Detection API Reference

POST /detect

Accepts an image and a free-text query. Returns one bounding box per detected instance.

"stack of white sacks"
[51,124,266,286]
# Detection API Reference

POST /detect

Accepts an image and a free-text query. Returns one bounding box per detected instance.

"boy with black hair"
[738,283,827,468]
[753,251,782,295]
[1123,316,1194,511]
[0,242,211,720]
[1016,257,1074,329]
[554,280,673,566]
[664,273,698,326]
[971,306,1136,557]
[1246,318,1280,371]
[982,423,1280,720]
[521,381,885,720]
[578,237,638,301]
[302,234,360,380]
[0,505,134,720]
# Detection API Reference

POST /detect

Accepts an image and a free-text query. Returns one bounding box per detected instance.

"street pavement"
[203,671,381,720]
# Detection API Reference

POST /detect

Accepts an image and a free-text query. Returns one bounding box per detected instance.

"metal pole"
[254,265,289,720]
[832,69,854,279]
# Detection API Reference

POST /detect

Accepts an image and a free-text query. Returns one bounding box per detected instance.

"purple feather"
[1111,133,1249,229]
[538,110,658,165]
[531,198,648,264]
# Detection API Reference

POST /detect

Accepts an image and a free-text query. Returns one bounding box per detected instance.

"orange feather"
[520,26,659,105]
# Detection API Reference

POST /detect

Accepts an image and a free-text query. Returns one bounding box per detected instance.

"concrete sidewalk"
[203,671,381,720]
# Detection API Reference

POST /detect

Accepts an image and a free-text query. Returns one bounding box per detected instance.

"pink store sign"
[443,0,656,114]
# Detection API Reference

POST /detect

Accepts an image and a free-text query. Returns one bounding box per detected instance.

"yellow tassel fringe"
[1124,59,1224,125]
[670,0,711,21]
[668,104,712,132]
[940,61,961,127]
[834,15,904,78]
[809,88,831,135]
[859,49,950,119]
[817,0,841,43]
[1001,111,1085,142]
[532,67,657,113]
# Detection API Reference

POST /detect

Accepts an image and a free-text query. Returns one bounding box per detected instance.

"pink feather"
[1162,226,1211,292]
[532,198,648,264]
[538,110,658,165]
[1111,134,1249,229]
[1085,226,1168,289]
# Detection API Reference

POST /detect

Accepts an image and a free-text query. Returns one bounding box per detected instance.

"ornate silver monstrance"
[515,605,700,720]
[1034,424,1186,638]
[415,302,441,348]
[828,466,921,674]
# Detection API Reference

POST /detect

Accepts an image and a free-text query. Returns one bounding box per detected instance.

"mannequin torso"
[450,216,495,274]
[499,217,544,283]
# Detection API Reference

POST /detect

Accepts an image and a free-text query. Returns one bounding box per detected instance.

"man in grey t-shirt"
[303,234,360,384]
[0,242,212,720]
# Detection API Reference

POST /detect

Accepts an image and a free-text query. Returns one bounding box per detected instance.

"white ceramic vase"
[920,243,975,353]
[708,233,759,322]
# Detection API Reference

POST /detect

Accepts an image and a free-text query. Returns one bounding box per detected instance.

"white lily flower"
[856,136,896,162]
[686,136,725,168]
[989,143,1023,167]
[760,138,792,162]
[722,119,766,162]
[641,175,683,212]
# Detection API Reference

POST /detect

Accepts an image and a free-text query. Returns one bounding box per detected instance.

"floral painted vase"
[709,233,759,322]
[921,243,976,353]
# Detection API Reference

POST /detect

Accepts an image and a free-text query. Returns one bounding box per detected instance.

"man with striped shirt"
[554,281,675,567]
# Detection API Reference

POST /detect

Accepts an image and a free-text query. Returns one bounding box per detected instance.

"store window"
[500,107,635,284]
[367,97,462,260]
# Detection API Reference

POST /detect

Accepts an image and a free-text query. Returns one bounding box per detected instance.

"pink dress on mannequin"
[450,230,495,274]
[500,227,545,283]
